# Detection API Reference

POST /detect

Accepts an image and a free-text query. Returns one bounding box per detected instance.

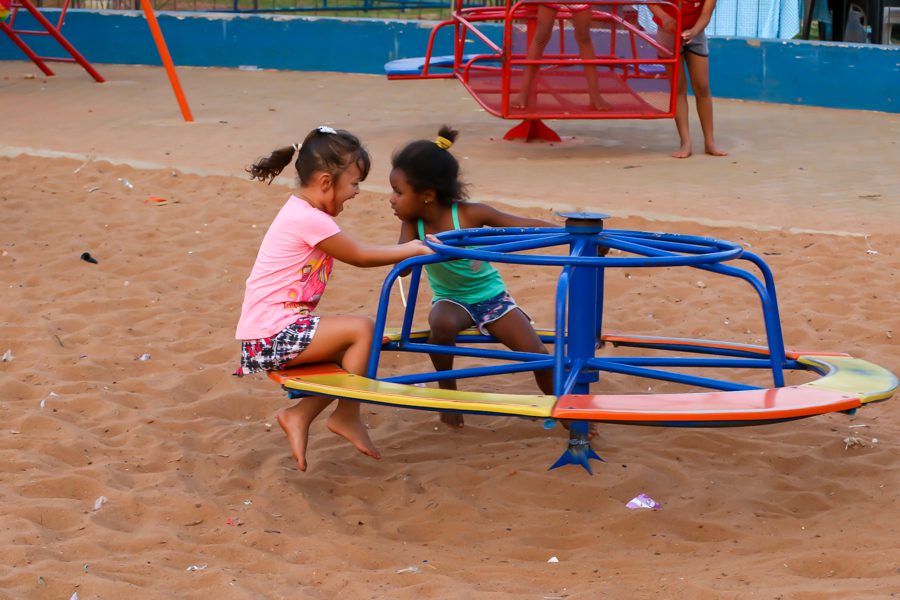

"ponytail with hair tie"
[434,135,453,150]
[392,125,466,207]
[247,125,370,185]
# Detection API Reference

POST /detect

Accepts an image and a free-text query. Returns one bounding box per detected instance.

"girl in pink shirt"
[236,125,432,472]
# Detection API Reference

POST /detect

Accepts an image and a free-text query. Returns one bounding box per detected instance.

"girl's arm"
[464,202,555,229]
[318,231,431,268]
[466,202,609,255]
[397,220,418,244]
[648,4,677,32]
[687,0,717,38]
[396,220,419,277]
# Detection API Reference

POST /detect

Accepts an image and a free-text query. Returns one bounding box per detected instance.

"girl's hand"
[681,27,698,42]
[405,239,434,256]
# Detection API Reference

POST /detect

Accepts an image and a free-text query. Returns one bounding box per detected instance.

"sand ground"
[1,61,898,599]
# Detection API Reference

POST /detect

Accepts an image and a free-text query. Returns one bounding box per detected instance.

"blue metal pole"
[554,268,570,396]
[549,214,609,474]
[564,215,606,393]
[400,266,423,343]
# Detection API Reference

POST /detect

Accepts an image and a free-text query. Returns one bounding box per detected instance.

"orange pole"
[139,0,193,122]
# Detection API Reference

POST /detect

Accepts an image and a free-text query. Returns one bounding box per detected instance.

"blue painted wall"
[711,37,897,112]
[0,10,896,112]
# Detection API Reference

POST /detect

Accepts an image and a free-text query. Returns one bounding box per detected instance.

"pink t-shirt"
[235,195,340,340]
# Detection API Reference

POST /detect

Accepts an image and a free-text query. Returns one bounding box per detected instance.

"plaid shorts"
[234,316,319,376]
[435,291,524,335]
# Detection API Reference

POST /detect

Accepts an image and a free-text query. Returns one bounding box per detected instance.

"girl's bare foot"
[671,142,692,159]
[326,411,381,460]
[705,142,728,156]
[276,406,315,471]
[440,412,465,428]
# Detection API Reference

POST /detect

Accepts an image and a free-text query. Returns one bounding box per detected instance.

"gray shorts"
[656,28,709,58]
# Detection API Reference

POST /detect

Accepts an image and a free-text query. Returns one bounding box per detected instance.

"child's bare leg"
[572,10,612,111]
[428,301,475,427]
[671,59,692,159]
[685,52,727,156]
[276,396,332,471]
[283,315,381,464]
[514,6,556,109]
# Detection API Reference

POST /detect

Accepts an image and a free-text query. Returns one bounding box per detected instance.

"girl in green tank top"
[414,202,507,304]
[390,125,556,428]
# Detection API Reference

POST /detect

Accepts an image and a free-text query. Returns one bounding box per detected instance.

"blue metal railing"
[367,217,790,396]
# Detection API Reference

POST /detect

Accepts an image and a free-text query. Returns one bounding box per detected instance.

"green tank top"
[417,203,507,304]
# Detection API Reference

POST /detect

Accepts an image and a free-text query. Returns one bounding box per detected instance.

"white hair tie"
[316,125,337,134]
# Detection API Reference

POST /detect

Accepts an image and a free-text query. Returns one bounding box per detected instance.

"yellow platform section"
[269,364,556,417]
[270,342,896,422]
[797,354,899,403]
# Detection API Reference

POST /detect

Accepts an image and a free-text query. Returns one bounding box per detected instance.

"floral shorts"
[435,292,524,335]
[234,316,319,376]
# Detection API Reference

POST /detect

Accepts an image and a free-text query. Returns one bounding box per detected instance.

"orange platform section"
[553,387,860,422]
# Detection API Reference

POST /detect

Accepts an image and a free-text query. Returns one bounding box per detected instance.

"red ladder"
[0,0,104,81]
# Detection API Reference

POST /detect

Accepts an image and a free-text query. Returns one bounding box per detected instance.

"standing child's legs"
[671,56,693,158]
[570,8,611,111]
[684,51,727,157]
[427,301,476,428]
[277,315,381,471]
[514,5,558,109]
[656,28,692,158]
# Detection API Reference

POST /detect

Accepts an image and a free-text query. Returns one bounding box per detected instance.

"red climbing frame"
[0,0,104,82]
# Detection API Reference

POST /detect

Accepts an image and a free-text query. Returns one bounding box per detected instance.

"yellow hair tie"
[435,136,453,150]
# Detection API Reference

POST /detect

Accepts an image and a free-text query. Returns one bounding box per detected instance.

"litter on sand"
[186,564,208,572]
[396,566,419,574]
[1,349,13,362]
[145,196,175,206]
[626,493,661,510]
[843,436,867,449]
[93,495,108,511]
[547,556,560,563]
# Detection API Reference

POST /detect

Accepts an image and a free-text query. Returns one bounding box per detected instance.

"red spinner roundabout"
[386,0,682,141]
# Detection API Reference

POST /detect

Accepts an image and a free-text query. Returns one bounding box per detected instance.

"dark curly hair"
[391,125,467,206]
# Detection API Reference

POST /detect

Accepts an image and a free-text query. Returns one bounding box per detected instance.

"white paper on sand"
[626,493,661,510]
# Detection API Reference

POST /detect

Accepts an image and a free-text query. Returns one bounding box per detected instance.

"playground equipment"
[0,0,104,81]
[386,0,681,141]
[1,0,193,121]
[270,214,898,473]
